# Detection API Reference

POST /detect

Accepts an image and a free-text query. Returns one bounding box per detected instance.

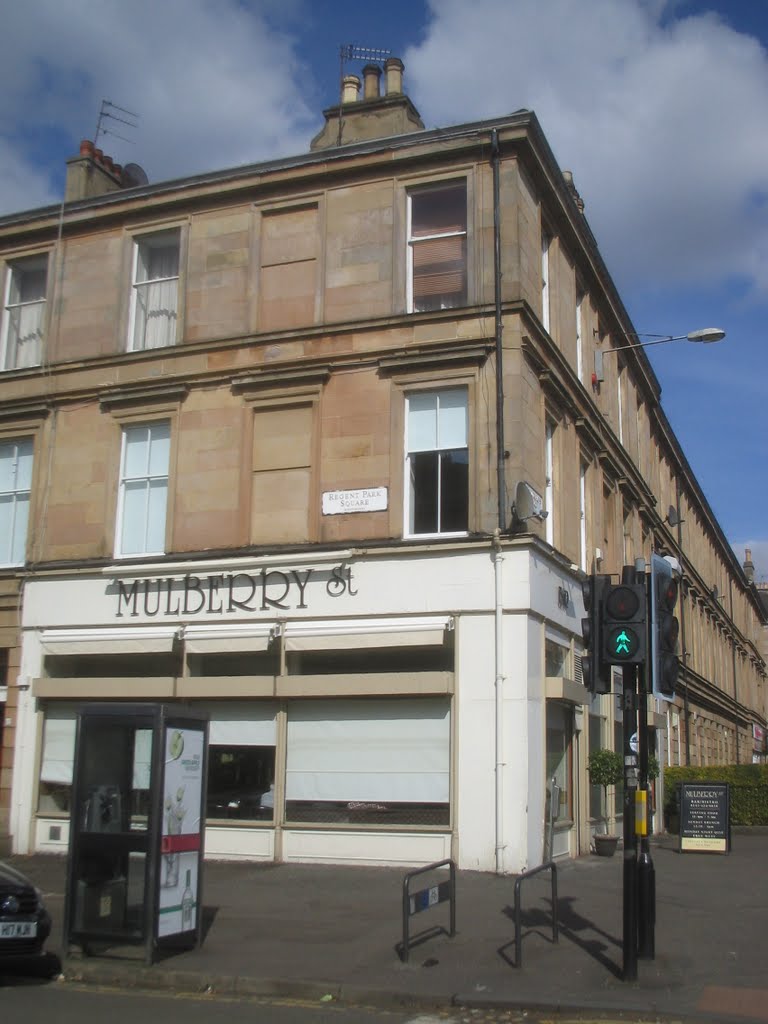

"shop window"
[187,650,278,678]
[44,651,179,678]
[38,709,150,823]
[546,702,573,820]
[285,698,450,826]
[38,703,278,825]
[588,698,605,822]
[287,643,453,676]
[115,421,170,557]
[545,638,570,678]
[206,703,278,821]
[129,229,180,351]
[407,181,467,312]
[206,746,276,821]
[405,388,468,536]
[0,437,33,566]
[2,255,46,369]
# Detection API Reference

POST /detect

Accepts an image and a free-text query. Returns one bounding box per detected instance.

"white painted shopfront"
[10,542,589,873]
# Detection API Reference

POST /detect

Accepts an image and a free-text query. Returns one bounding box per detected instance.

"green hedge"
[664,764,768,826]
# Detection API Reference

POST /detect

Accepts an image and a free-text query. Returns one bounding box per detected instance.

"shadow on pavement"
[0,951,62,986]
[499,894,623,979]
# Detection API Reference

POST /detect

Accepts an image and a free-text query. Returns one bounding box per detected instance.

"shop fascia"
[113,562,357,619]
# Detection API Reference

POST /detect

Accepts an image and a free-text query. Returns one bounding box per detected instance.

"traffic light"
[601,582,647,664]
[581,573,611,693]
[651,554,679,698]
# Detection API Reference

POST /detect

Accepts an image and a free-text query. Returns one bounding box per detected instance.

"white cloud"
[0,0,316,214]
[404,0,768,301]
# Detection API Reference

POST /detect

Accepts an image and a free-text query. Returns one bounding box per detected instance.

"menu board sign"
[679,782,730,853]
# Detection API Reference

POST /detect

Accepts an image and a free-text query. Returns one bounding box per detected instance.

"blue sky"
[2,0,767,581]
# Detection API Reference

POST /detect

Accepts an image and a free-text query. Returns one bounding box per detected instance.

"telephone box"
[64,703,208,963]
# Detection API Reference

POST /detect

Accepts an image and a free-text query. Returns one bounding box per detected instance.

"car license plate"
[0,921,37,939]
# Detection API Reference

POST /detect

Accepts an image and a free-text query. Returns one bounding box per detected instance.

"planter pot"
[594,833,619,857]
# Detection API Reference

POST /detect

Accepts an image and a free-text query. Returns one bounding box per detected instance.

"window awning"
[284,616,453,652]
[183,623,275,654]
[40,626,179,656]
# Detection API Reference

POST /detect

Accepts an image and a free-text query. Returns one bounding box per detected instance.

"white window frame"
[575,293,584,383]
[0,437,33,566]
[545,418,555,545]
[579,459,588,572]
[404,387,469,538]
[617,361,625,444]
[541,232,552,333]
[128,229,180,352]
[1,255,47,370]
[115,421,171,558]
[407,181,467,313]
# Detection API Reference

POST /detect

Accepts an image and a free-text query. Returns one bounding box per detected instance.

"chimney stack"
[65,139,124,202]
[744,548,755,583]
[362,63,382,100]
[341,74,361,105]
[384,57,404,96]
[311,56,423,151]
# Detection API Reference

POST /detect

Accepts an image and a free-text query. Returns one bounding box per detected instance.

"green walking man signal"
[601,582,647,665]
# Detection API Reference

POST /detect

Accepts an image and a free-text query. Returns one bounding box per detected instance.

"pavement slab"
[3,830,767,1023]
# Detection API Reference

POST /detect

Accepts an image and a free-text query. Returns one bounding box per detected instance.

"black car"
[0,861,52,961]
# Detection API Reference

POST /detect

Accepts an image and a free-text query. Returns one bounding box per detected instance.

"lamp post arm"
[593,328,725,379]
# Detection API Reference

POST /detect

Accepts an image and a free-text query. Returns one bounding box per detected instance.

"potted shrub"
[587,747,623,856]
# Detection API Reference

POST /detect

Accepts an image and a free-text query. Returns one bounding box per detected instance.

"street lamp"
[594,327,726,379]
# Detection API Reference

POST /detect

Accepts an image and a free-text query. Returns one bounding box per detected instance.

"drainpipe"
[491,129,506,532]
[729,578,740,764]
[490,129,506,874]
[493,528,505,873]
[674,480,691,766]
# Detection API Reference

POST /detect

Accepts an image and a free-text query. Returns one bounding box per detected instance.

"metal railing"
[513,860,558,967]
[400,858,456,962]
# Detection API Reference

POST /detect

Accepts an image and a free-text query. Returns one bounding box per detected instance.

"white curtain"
[7,300,44,367]
[207,702,278,746]
[132,236,179,350]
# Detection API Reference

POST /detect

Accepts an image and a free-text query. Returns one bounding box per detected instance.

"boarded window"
[259,206,318,331]
[251,403,313,543]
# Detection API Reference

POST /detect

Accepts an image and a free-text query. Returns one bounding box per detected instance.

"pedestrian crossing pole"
[622,656,639,982]
[637,661,656,960]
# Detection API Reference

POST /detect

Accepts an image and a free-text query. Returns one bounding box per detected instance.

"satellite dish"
[122,162,149,187]
[511,480,548,530]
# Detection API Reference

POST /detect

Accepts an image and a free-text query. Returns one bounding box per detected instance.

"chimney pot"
[362,63,382,100]
[94,147,104,164]
[341,74,360,105]
[79,139,95,158]
[384,57,404,96]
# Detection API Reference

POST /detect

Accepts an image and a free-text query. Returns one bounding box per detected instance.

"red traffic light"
[657,577,678,611]
[604,585,641,620]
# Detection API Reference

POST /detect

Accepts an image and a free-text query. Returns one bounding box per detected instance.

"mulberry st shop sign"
[114,564,357,618]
